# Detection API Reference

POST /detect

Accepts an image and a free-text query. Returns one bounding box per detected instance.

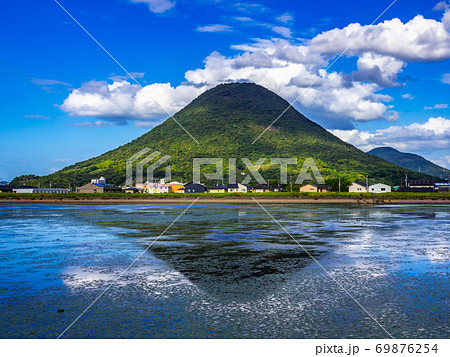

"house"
[435,182,450,192]
[368,183,391,193]
[13,188,70,194]
[348,182,368,193]
[76,179,122,193]
[227,183,251,193]
[147,184,173,194]
[272,185,284,192]
[167,181,185,193]
[123,187,141,194]
[396,187,434,193]
[300,184,332,193]
[409,179,435,188]
[251,184,271,193]
[0,185,15,193]
[91,176,107,185]
[183,182,208,193]
[210,185,228,193]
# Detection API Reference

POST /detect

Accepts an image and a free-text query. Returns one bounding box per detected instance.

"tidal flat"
[0,204,448,338]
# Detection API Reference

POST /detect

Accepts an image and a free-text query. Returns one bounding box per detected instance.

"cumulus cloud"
[401,94,414,99]
[425,103,449,109]
[352,52,405,87]
[331,117,450,152]
[57,39,403,126]
[310,13,450,63]
[184,41,393,122]
[61,80,207,120]
[129,0,175,14]
[196,24,232,33]
[59,7,450,128]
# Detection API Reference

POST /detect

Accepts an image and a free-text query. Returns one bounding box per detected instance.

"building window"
[381,188,385,191]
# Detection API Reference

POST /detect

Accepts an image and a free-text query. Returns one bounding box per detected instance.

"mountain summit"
[12,83,431,187]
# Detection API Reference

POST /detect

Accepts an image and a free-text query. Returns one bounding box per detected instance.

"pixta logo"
[126,148,324,186]
[126,149,172,186]
[193,157,324,184]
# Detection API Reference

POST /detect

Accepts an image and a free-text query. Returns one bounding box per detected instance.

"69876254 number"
[375,344,438,354]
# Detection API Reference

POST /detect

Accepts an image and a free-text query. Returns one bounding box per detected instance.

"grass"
[0,192,449,200]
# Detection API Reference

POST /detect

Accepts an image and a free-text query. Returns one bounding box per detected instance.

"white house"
[348,182,368,193]
[13,188,70,194]
[147,184,173,194]
[227,183,251,193]
[368,183,391,193]
[91,176,106,185]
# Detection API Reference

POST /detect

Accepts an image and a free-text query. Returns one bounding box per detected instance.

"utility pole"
[366,175,368,189]
[405,174,408,187]
[338,176,341,192]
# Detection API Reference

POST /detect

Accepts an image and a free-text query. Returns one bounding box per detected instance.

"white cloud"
[108,72,145,81]
[271,26,292,38]
[184,41,393,122]
[233,3,267,13]
[32,78,73,93]
[433,2,448,11]
[71,120,116,127]
[425,103,449,109]
[24,114,50,120]
[310,13,450,62]
[442,73,450,84]
[196,24,232,33]
[331,117,450,152]
[352,52,405,87]
[32,79,72,86]
[59,39,398,125]
[276,13,293,24]
[431,155,450,168]
[61,80,207,120]
[129,0,175,14]
[234,16,253,22]
[59,8,450,128]
[401,94,414,99]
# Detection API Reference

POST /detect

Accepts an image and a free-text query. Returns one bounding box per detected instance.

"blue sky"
[1,0,450,181]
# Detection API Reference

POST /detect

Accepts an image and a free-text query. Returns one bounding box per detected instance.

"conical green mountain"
[12,83,434,187]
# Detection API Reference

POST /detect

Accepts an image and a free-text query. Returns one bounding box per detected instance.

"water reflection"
[95,205,327,301]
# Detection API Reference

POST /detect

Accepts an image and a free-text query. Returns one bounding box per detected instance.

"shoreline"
[0,197,449,205]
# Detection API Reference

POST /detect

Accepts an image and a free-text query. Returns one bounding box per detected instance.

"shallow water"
[0,203,448,338]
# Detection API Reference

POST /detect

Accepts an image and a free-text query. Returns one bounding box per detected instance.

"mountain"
[11,83,435,188]
[368,147,450,180]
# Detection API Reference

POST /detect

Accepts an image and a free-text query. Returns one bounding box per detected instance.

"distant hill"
[10,83,435,188]
[368,147,450,180]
